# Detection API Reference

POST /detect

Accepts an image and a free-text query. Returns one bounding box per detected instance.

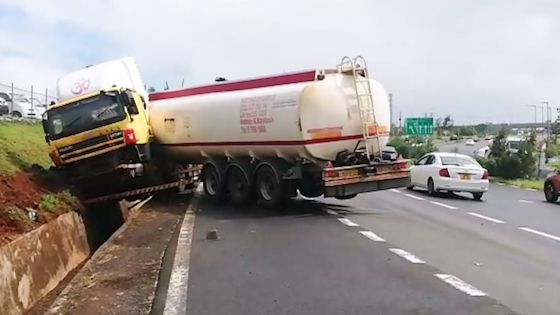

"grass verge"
[491,178,544,190]
[0,120,52,175]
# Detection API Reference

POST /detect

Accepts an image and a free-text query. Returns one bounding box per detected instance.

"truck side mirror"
[121,91,139,115]
[41,114,50,143]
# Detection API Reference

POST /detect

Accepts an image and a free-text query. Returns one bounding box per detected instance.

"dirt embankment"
[0,170,78,246]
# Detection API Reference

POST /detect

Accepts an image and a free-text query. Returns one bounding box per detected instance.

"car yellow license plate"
[460,173,471,180]
[339,170,359,177]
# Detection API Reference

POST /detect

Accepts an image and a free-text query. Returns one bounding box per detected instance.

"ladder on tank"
[339,56,383,162]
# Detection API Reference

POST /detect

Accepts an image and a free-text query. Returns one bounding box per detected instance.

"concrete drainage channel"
[0,197,147,315]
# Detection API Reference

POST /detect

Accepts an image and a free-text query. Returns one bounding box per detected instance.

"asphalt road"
[176,188,538,315]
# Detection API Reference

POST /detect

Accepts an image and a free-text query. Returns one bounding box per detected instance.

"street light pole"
[527,104,537,123]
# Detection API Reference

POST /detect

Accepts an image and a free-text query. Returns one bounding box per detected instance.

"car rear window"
[441,156,480,167]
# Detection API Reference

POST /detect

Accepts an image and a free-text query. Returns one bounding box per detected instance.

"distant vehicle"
[10,95,40,119]
[0,98,8,115]
[0,92,12,103]
[382,146,398,161]
[545,173,560,203]
[465,139,475,146]
[450,134,459,141]
[408,152,489,200]
[474,146,490,158]
[473,136,479,142]
[484,135,493,140]
[505,136,523,153]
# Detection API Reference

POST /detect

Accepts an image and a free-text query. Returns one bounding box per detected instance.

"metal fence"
[0,82,58,115]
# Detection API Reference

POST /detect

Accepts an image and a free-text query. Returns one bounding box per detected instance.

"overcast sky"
[0,0,558,124]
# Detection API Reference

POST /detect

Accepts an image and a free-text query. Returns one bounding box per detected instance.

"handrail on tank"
[339,56,354,73]
[353,55,369,76]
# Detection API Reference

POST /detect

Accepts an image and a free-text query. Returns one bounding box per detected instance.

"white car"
[465,139,475,146]
[408,152,489,200]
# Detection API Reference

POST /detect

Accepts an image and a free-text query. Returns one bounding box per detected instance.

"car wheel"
[406,184,414,190]
[427,178,435,196]
[544,181,558,203]
[11,111,22,118]
[472,192,483,201]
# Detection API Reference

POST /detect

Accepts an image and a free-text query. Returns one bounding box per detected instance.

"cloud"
[1,0,560,123]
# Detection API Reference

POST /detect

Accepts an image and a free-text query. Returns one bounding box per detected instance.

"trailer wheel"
[227,166,252,204]
[202,164,225,200]
[255,165,284,208]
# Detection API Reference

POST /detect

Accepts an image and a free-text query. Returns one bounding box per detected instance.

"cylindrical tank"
[148,70,390,163]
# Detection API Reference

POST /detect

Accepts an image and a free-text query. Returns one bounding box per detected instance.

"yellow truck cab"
[43,58,152,184]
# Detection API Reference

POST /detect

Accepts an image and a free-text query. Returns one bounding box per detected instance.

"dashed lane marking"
[526,188,538,192]
[325,209,339,216]
[429,201,459,210]
[434,274,487,297]
[518,227,560,242]
[467,212,505,224]
[404,193,425,201]
[518,199,533,204]
[389,248,425,264]
[495,183,506,186]
[359,230,386,242]
[390,188,403,193]
[338,218,359,227]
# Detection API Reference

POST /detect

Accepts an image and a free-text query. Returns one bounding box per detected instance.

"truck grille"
[59,131,124,161]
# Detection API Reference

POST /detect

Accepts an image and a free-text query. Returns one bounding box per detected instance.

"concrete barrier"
[0,212,90,315]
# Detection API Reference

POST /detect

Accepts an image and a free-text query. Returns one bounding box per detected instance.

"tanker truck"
[42,58,196,198]
[43,56,409,206]
[148,56,409,206]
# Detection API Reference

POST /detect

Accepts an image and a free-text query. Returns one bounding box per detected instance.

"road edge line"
[163,190,199,315]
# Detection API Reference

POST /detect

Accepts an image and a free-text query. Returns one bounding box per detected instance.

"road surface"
[157,182,560,315]
[437,139,492,156]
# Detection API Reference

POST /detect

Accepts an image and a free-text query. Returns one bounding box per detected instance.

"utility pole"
[398,112,402,135]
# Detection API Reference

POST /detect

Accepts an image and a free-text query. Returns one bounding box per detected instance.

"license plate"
[460,174,471,180]
[339,170,359,177]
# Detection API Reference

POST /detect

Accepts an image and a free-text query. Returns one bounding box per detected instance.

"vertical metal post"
[389,93,393,135]
[31,85,34,110]
[10,82,14,112]
[45,88,48,107]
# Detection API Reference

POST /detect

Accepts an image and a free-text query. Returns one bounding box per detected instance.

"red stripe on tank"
[149,70,317,101]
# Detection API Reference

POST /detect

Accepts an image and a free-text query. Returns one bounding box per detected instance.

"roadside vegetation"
[388,136,437,160]
[491,178,543,190]
[0,121,79,245]
[476,128,541,184]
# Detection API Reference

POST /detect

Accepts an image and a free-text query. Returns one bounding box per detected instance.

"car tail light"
[124,128,137,145]
[482,169,489,180]
[439,168,450,177]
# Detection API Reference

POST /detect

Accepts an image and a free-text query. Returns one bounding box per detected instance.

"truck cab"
[43,58,152,184]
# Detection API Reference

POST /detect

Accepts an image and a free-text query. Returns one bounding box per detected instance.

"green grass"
[492,178,544,190]
[0,121,52,175]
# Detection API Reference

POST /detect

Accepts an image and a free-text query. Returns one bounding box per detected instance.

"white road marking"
[495,182,506,186]
[390,188,403,194]
[518,227,560,242]
[429,201,459,210]
[526,188,538,192]
[359,230,386,242]
[518,199,533,204]
[338,218,359,227]
[467,212,505,224]
[389,248,425,264]
[325,209,339,216]
[163,188,199,315]
[434,274,487,297]
[404,193,425,201]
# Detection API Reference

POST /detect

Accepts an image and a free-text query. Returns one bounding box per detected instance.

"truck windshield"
[46,94,126,140]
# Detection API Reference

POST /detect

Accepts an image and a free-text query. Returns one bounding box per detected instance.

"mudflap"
[324,176,410,198]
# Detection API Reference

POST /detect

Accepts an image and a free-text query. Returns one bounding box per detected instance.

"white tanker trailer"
[149,56,409,206]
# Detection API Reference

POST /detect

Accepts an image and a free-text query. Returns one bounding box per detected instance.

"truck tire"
[227,165,252,205]
[255,164,285,208]
[202,164,225,200]
[335,194,357,200]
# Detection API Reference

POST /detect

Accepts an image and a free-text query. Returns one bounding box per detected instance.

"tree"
[490,128,507,158]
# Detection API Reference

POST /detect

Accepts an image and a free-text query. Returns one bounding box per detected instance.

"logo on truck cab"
[71,78,90,95]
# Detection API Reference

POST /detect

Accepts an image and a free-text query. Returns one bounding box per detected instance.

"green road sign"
[406,117,434,136]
